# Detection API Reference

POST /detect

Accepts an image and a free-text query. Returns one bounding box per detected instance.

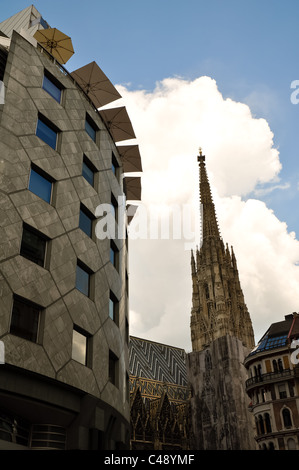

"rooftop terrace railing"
[246,369,293,390]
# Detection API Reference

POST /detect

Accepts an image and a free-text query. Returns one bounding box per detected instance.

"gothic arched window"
[264,413,272,433]
[282,408,292,428]
[258,414,265,434]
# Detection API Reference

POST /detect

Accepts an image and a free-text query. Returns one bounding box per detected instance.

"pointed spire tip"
[197,147,205,163]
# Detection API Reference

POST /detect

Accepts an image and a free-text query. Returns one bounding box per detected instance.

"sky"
[2,0,299,350]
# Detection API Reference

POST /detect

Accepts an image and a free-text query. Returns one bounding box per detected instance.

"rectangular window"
[278,384,287,399]
[79,206,93,238]
[76,262,90,297]
[109,350,119,387]
[20,225,47,267]
[28,166,53,203]
[72,327,89,366]
[109,292,118,323]
[82,156,96,186]
[10,296,41,342]
[111,194,118,223]
[85,114,97,142]
[112,152,119,177]
[36,115,58,149]
[110,240,118,269]
[42,72,62,103]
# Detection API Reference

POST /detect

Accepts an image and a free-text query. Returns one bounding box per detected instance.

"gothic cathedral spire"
[190,149,255,351]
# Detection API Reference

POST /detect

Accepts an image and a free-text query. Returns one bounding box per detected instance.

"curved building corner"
[0,5,142,450]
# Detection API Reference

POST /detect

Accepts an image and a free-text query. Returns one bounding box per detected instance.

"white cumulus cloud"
[115,76,299,350]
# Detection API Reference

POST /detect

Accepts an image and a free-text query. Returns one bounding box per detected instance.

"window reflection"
[72,329,87,365]
[79,207,93,238]
[36,117,58,149]
[85,115,97,142]
[29,167,52,203]
[76,263,90,296]
[42,74,62,103]
[82,159,95,186]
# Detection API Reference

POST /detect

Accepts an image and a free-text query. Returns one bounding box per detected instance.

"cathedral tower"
[187,149,256,450]
[190,149,255,351]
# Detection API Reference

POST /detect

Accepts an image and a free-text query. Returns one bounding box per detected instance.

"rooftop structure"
[129,336,191,450]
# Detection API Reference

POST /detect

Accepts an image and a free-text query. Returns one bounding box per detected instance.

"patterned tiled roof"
[129,336,187,386]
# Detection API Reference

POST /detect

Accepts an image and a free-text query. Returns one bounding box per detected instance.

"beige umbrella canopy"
[123,176,142,201]
[71,61,122,108]
[34,28,74,64]
[117,145,143,173]
[99,107,136,142]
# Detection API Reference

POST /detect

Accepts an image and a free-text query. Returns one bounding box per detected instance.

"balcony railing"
[246,369,293,390]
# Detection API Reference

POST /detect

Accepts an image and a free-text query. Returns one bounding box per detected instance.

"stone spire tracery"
[190,149,255,351]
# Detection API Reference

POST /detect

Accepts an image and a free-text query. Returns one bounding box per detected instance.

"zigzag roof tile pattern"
[129,336,187,386]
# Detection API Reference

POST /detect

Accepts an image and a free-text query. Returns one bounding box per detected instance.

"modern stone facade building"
[187,149,256,449]
[245,313,299,450]
[129,336,191,450]
[0,6,141,450]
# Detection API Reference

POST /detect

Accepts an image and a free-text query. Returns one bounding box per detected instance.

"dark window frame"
[10,295,42,343]
[28,164,54,204]
[42,70,64,103]
[110,240,119,270]
[282,408,292,428]
[111,194,118,224]
[36,113,60,150]
[79,204,94,238]
[85,113,98,142]
[109,350,119,387]
[20,223,49,267]
[82,155,97,187]
[111,152,120,178]
[109,291,119,324]
[75,260,92,298]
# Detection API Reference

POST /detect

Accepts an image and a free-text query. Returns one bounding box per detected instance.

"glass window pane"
[10,298,40,342]
[109,352,117,384]
[79,209,92,237]
[42,75,61,103]
[20,227,46,266]
[72,329,87,365]
[85,118,96,141]
[82,161,94,186]
[109,298,115,321]
[110,241,118,269]
[29,168,52,203]
[36,118,57,149]
[76,264,90,296]
[110,247,115,265]
[112,153,118,176]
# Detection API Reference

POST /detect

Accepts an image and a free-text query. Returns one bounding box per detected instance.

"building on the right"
[244,312,299,450]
